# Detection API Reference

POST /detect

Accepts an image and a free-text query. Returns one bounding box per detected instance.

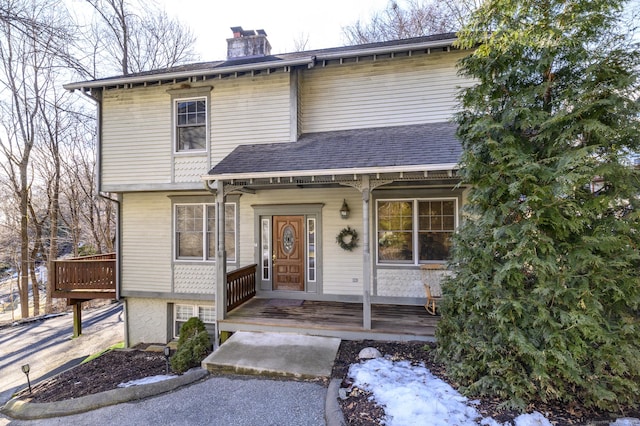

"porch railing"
[51,253,116,299]
[227,264,257,312]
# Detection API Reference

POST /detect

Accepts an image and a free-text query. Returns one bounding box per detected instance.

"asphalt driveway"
[0,303,328,426]
[4,375,326,426]
[0,302,124,404]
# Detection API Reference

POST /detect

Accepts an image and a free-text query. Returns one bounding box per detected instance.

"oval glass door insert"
[283,225,295,255]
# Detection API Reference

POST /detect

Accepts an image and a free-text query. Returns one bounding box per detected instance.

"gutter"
[63,57,317,91]
[315,37,457,61]
[202,163,459,182]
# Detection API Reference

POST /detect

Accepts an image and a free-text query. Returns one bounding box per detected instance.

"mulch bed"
[14,350,169,403]
[12,341,640,425]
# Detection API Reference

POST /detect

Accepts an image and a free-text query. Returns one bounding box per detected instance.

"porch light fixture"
[164,346,171,374]
[21,363,32,394]
[340,199,350,219]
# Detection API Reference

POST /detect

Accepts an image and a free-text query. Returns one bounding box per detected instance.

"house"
[64,28,472,347]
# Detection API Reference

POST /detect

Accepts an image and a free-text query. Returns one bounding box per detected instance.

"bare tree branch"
[342,0,482,44]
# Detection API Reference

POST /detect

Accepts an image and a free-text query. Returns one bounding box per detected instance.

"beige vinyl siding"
[238,195,256,268]
[121,192,172,293]
[102,88,172,188]
[320,191,364,296]
[301,51,470,133]
[211,73,291,166]
[239,188,364,296]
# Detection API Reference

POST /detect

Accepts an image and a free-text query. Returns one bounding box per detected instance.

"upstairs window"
[175,98,206,152]
[377,199,457,264]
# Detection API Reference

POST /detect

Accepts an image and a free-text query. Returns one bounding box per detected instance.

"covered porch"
[222,262,439,342]
[219,297,439,342]
[206,123,461,339]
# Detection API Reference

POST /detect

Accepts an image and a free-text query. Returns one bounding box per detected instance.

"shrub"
[436,0,640,411]
[170,317,211,373]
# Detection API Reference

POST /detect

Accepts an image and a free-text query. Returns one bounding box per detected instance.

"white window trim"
[173,96,209,154]
[306,217,316,283]
[174,304,215,338]
[261,218,271,281]
[173,202,237,262]
[375,197,458,266]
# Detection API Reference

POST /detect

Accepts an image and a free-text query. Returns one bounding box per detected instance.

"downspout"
[361,175,371,330]
[205,179,226,346]
[81,88,126,347]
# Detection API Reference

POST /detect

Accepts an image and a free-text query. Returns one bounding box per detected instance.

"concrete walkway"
[203,332,341,378]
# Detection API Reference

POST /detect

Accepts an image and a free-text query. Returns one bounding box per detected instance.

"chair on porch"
[420,264,444,315]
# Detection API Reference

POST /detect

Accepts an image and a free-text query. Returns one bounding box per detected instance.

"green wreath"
[336,226,359,251]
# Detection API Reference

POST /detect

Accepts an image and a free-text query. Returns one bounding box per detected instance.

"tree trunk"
[29,259,39,316]
[19,188,29,320]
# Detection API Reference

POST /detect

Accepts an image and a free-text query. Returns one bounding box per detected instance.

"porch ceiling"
[203,122,461,184]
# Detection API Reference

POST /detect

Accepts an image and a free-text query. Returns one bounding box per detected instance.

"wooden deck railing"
[51,253,116,300]
[227,264,257,312]
[66,253,117,261]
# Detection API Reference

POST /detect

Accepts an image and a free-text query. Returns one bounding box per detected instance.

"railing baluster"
[226,264,257,312]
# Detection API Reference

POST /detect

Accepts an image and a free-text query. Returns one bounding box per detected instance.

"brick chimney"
[227,26,271,60]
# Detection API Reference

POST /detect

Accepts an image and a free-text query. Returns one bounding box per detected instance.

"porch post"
[214,180,227,323]
[361,175,372,330]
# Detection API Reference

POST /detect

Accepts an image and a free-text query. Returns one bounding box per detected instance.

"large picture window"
[175,98,206,152]
[377,199,456,264]
[175,203,236,261]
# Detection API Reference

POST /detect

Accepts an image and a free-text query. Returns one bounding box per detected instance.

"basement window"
[174,304,215,338]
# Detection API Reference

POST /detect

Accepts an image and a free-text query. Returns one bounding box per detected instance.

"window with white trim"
[377,199,457,264]
[175,203,236,261]
[174,304,215,338]
[175,98,207,152]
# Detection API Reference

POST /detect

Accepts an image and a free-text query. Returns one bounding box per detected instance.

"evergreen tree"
[436,0,640,411]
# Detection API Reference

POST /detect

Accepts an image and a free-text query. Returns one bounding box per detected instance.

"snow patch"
[117,374,175,388]
[348,357,636,426]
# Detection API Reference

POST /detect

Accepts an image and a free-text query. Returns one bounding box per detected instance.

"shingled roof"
[64,32,458,92]
[207,122,461,179]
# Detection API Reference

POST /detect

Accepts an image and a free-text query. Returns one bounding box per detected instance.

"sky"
[157,0,391,61]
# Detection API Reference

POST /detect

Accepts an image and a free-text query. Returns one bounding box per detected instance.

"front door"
[273,216,305,291]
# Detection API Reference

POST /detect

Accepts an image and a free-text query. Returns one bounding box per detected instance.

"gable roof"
[64,32,458,92]
[205,122,461,180]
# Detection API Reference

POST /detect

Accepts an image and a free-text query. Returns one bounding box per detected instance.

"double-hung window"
[377,198,457,264]
[175,203,236,261]
[175,98,207,152]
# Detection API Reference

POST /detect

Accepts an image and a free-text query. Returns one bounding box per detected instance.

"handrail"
[227,264,257,312]
[66,253,116,261]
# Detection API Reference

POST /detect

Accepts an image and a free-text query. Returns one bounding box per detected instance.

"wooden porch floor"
[219,298,440,342]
